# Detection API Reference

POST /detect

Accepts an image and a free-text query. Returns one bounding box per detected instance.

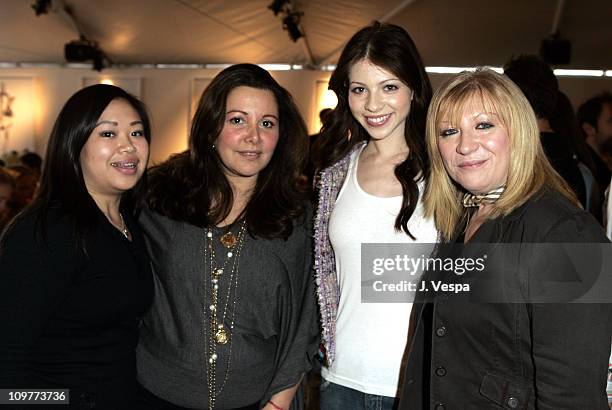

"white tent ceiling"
[0,0,611,69]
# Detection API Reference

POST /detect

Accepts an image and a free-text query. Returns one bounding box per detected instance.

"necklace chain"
[105,212,130,240]
[204,220,246,410]
[118,213,130,239]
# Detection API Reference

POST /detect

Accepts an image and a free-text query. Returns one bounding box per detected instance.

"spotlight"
[65,37,97,61]
[92,54,106,72]
[282,13,303,42]
[540,32,571,65]
[31,0,52,16]
[64,36,108,71]
[268,0,288,16]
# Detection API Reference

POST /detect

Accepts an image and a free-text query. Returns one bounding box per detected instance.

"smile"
[110,161,138,169]
[110,160,139,175]
[365,113,392,127]
[458,159,487,169]
[237,151,262,159]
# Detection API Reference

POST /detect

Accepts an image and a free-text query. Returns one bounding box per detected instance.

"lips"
[458,159,488,169]
[365,113,392,127]
[110,159,139,174]
[237,150,262,159]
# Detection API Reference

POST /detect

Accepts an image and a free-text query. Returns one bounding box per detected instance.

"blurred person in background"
[19,151,43,177]
[504,55,587,208]
[6,165,38,212]
[550,91,605,223]
[0,167,15,231]
[578,92,612,176]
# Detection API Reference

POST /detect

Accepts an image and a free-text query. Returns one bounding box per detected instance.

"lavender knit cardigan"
[314,142,366,365]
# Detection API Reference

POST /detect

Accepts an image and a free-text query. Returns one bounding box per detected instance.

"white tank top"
[322,144,438,397]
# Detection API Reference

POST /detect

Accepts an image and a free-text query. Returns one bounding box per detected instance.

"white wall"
[0,67,332,165]
[1,66,610,165]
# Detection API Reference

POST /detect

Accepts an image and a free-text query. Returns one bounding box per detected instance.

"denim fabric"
[319,379,398,410]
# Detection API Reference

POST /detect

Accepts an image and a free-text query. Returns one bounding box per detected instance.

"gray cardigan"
[136,207,318,409]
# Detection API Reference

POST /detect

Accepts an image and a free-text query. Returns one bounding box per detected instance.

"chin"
[112,182,139,193]
[458,181,485,194]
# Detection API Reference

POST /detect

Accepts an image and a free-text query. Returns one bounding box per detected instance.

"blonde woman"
[400,69,611,409]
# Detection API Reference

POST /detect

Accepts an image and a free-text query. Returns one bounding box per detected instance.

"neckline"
[211,218,245,232]
[352,144,403,199]
[98,206,132,242]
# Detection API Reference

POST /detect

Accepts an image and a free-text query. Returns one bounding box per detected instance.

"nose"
[456,130,479,155]
[365,90,383,112]
[245,124,261,144]
[118,133,137,153]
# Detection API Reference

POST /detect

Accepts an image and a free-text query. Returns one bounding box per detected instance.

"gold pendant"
[215,327,229,344]
[220,231,237,248]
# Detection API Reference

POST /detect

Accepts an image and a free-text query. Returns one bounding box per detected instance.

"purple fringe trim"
[313,143,365,365]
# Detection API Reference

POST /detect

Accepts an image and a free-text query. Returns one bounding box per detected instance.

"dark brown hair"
[312,22,432,237]
[146,64,308,239]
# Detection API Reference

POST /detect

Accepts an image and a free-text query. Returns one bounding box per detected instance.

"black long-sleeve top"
[0,206,153,409]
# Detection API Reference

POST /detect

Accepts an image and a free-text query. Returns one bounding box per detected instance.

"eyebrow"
[470,112,497,119]
[349,78,400,85]
[226,110,279,120]
[95,120,143,127]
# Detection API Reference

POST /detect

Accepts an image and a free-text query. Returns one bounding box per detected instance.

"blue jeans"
[319,379,398,410]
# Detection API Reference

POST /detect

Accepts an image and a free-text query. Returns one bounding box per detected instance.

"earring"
[212,143,216,149]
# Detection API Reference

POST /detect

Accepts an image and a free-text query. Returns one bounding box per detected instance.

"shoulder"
[520,189,579,221]
[258,203,312,260]
[316,142,365,212]
[138,205,197,240]
[4,207,72,241]
[319,142,365,181]
[506,189,608,243]
[1,206,76,258]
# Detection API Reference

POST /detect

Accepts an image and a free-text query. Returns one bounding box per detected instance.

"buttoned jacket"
[399,189,612,410]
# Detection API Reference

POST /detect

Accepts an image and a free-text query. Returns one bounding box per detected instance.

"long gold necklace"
[204,220,246,410]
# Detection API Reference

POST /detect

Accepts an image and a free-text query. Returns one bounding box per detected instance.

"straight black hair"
[2,84,151,247]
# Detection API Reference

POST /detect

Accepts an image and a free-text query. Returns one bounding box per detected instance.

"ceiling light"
[31,0,52,16]
[553,69,604,77]
[282,13,303,42]
[268,0,289,16]
[64,36,108,71]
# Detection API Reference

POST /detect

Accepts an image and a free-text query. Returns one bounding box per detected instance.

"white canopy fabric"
[0,0,610,68]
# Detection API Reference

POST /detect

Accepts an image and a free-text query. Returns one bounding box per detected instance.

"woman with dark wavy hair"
[135,64,318,410]
[312,22,438,409]
[0,84,153,408]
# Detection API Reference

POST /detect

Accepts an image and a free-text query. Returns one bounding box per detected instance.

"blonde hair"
[424,68,579,240]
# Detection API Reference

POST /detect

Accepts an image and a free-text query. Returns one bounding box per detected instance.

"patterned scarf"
[462,186,506,207]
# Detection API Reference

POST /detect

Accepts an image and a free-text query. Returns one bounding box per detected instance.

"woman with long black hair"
[312,22,438,409]
[0,84,153,409]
